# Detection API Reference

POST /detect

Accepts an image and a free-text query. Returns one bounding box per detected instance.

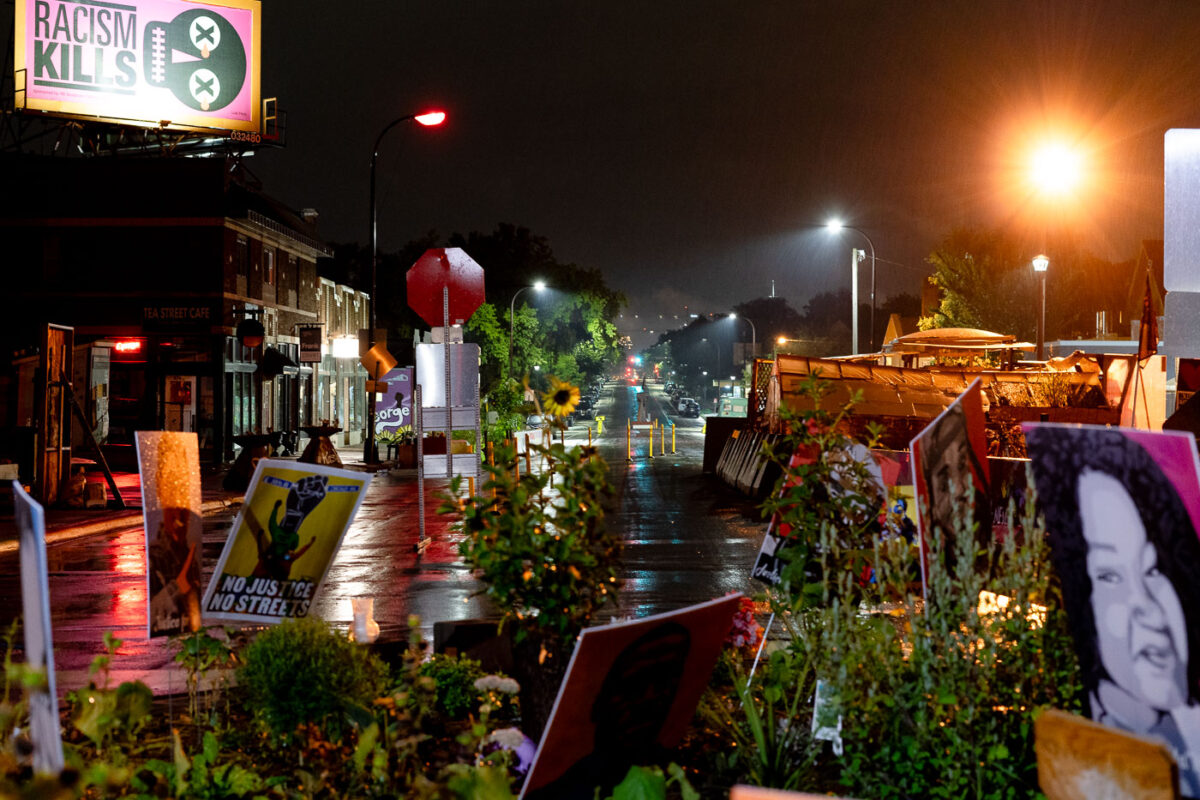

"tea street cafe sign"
[14,0,262,133]
[141,300,216,332]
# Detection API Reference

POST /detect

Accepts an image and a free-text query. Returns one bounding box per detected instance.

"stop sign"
[406,248,486,327]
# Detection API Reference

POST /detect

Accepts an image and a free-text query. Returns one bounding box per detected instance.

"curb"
[0,496,244,556]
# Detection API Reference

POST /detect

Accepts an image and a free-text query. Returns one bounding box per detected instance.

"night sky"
[249,1,1200,348]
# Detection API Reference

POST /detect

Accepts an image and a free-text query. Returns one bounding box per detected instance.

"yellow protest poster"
[201,459,371,625]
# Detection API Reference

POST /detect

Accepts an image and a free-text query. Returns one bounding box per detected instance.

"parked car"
[677,397,694,414]
[683,399,701,418]
[575,399,595,420]
[526,414,545,429]
[664,382,676,394]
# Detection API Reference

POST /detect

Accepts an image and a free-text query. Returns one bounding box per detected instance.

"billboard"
[14,0,261,133]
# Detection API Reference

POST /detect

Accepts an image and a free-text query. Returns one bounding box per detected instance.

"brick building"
[0,153,366,494]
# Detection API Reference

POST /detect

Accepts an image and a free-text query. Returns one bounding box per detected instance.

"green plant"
[443,437,619,648]
[759,374,887,614]
[419,653,486,720]
[441,385,620,738]
[376,426,415,447]
[342,616,439,799]
[237,617,388,745]
[603,763,699,800]
[173,628,239,723]
[798,485,1082,799]
[700,648,817,791]
[129,729,285,799]
[67,632,153,753]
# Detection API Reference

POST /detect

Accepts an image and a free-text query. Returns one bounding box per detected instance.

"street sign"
[299,326,323,363]
[406,248,486,327]
[361,342,397,379]
[365,380,389,394]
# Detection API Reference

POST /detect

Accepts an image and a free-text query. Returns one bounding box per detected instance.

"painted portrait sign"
[14,0,261,132]
[521,594,741,800]
[136,431,203,638]
[13,482,64,775]
[910,378,990,591]
[201,460,371,625]
[1024,424,1200,798]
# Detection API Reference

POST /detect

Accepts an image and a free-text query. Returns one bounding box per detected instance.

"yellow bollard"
[597,415,605,435]
[488,442,496,498]
[660,421,666,455]
[672,423,676,453]
[648,423,654,459]
[588,426,593,446]
[626,423,632,461]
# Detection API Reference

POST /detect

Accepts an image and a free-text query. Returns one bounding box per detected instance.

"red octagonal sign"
[406,248,486,327]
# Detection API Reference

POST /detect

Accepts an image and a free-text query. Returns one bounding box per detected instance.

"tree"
[732,296,805,356]
[377,224,627,435]
[919,227,1107,342]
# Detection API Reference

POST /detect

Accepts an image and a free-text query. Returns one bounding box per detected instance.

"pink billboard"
[14,0,260,133]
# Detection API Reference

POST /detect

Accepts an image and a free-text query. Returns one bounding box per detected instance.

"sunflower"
[542,377,581,418]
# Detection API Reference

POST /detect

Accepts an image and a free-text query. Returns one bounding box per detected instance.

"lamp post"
[509,281,546,376]
[700,337,720,374]
[1032,254,1049,360]
[825,220,878,353]
[365,109,445,464]
[728,312,756,361]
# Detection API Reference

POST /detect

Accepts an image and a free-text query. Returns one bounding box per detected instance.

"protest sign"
[201,460,370,625]
[136,431,203,637]
[521,594,741,799]
[1025,424,1200,798]
[13,482,64,774]
[374,366,413,435]
[910,377,990,593]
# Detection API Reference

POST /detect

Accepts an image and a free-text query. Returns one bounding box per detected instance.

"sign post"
[406,248,485,548]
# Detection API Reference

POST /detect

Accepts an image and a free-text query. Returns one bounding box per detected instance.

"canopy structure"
[884,327,1035,355]
[752,352,1122,448]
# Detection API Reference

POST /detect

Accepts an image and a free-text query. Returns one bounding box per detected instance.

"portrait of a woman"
[1026,425,1200,798]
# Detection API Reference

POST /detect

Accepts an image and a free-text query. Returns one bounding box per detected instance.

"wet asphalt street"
[0,381,766,695]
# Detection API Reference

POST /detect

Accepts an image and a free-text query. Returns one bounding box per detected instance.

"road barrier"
[714,430,780,495]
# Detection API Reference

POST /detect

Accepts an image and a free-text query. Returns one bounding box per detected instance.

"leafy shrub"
[444,439,621,649]
[418,653,486,719]
[237,617,388,744]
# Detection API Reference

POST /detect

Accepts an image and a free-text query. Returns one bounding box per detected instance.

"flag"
[1137,275,1159,361]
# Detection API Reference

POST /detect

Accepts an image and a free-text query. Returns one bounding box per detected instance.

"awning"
[257,347,299,378]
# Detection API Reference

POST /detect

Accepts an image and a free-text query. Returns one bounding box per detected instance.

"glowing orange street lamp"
[366,109,446,463]
[1030,143,1083,196]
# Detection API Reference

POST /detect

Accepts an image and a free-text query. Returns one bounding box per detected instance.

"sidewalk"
[0,438,400,552]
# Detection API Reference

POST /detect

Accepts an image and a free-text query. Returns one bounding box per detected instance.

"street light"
[728,312,756,360]
[825,219,877,354]
[700,337,720,374]
[1032,254,1049,360]
[365,108,446,463]
[509,281,547,376]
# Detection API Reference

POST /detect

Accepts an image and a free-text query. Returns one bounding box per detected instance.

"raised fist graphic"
[282,475,327,534]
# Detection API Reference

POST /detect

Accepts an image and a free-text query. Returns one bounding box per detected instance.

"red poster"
[521,594,742,799]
